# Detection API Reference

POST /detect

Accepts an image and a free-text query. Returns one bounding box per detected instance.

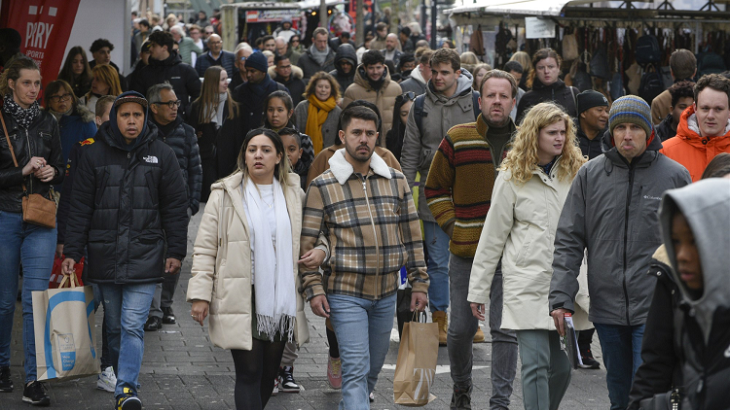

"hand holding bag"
[32,272,100,381]
[393,311,439,406]
[0,112,57,228]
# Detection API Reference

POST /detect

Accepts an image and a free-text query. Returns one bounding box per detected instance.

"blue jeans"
[422,221,450,312]
[328,292,397,410]
[0,211,56,383]
[594,323,645,410]
[97,283,157,399]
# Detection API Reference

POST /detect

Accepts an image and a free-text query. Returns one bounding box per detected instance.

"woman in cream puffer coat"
[187,129,326,410]
[467,103,587,410]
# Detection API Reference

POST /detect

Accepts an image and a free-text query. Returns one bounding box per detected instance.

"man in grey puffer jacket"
[549,96,691,410]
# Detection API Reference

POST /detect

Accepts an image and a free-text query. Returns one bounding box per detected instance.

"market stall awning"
[297,0,346,9]
[450,0,598,16]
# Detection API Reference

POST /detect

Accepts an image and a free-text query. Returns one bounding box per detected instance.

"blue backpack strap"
[414,94,427,135]
[472,91,481,120]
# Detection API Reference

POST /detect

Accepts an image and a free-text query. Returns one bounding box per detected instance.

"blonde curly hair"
[501,102,585,184]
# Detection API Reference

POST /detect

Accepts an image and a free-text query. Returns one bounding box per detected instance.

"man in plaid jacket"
[299,105,429,409]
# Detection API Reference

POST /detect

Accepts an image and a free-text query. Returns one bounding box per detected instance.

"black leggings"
[326,327,340,358]
[231,340,286,410]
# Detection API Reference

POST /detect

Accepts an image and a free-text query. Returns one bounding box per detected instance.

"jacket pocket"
[95,169,110,206]
[145,171,159,206]
[417,149,433,171]
[87,230,117,278]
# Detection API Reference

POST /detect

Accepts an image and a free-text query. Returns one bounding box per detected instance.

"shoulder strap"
[414,94,427,136]
[472,91,481,120]
[570,86,577,112]
[0,112,27,193]
[0,113,19,167]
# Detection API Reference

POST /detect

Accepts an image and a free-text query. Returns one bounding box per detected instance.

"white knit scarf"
[242,178,296,342]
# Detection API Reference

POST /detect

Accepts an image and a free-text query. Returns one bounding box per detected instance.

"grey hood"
[660,178,730,343]
[427,68,474,102]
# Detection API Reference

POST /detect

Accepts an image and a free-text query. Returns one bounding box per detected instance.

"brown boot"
[473,326,486,343]
[432,311,448,346]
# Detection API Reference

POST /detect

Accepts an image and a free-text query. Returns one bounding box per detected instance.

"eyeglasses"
[49,93,73,103]
[154,100,182,108]
[396,91,416,103]
[205,31,214,35]
[209,41,222,45]
[239,56,248,62]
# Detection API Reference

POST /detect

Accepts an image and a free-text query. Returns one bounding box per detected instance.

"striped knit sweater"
[424,115,516,258]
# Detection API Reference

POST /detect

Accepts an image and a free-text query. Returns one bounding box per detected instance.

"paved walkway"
[2,212,610,409]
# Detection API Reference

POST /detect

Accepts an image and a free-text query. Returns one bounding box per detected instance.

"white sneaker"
[96,366,116,392]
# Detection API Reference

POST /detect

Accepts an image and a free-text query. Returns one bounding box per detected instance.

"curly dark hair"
[90,38,114,53]
[669,80,695,107]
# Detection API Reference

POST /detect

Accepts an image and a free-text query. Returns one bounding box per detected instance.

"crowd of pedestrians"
[0,11,730,410]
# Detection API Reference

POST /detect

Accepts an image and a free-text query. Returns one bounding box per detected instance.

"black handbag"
[638,389,682,410]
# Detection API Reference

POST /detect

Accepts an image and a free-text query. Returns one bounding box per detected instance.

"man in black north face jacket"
[145,82,202,329]
[62,92,188,409]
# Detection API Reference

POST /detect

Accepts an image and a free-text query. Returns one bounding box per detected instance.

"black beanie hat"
[576,90,609,115]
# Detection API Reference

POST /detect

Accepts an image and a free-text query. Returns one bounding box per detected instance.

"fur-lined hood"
[76,103,95,123]
[42,103,96,123]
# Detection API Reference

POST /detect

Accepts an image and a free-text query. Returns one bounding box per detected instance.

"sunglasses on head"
[396,91,416,103]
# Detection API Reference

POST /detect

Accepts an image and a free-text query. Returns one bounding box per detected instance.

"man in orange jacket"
[661,74,730,181]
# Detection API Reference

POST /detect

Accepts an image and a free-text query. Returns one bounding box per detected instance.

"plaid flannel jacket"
[299,149,428,301]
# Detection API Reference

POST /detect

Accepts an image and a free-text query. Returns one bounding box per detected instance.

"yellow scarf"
[305,94,337,155]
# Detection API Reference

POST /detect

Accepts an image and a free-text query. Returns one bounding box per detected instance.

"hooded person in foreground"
[648,179,730,409]
[62,91,189,410]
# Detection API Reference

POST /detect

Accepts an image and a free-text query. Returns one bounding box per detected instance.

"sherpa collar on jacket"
[327,148,392,185]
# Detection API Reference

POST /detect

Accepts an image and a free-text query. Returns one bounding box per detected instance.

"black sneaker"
[116,393,142,410]
[578,346,601,369]
[0,366,13,392]
[279,366,300,392]
[143,316,161,331]
[579,354,602,369]
[22,381,50,406]
[161,307,176,325]
[450,383,472,410]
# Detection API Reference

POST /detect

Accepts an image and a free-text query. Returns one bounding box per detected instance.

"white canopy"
[297,0,346,9]
[450,0,600,16]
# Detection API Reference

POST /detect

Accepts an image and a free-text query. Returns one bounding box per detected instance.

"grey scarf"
[310,45,330,66]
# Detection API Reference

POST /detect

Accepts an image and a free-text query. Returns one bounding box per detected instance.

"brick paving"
[1,212,610,409]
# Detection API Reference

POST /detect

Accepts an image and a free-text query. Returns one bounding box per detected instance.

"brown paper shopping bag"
[32,273,100,381]
[393,311,439,406]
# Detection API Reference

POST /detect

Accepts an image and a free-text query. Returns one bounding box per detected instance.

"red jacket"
[660,106,730,182]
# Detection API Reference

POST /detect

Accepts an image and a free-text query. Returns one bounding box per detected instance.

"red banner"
[1,0,82,94]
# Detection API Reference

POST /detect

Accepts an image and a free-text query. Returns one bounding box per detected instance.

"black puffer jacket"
[655,113,677,142]
[576,123,606,160]
[130,52,201,119]
[0,109,64,213]
[64,119,188,284]
[515,79,578,124]
[628,247,682,410]
[329,44,357,93]
[152,116,202,214]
